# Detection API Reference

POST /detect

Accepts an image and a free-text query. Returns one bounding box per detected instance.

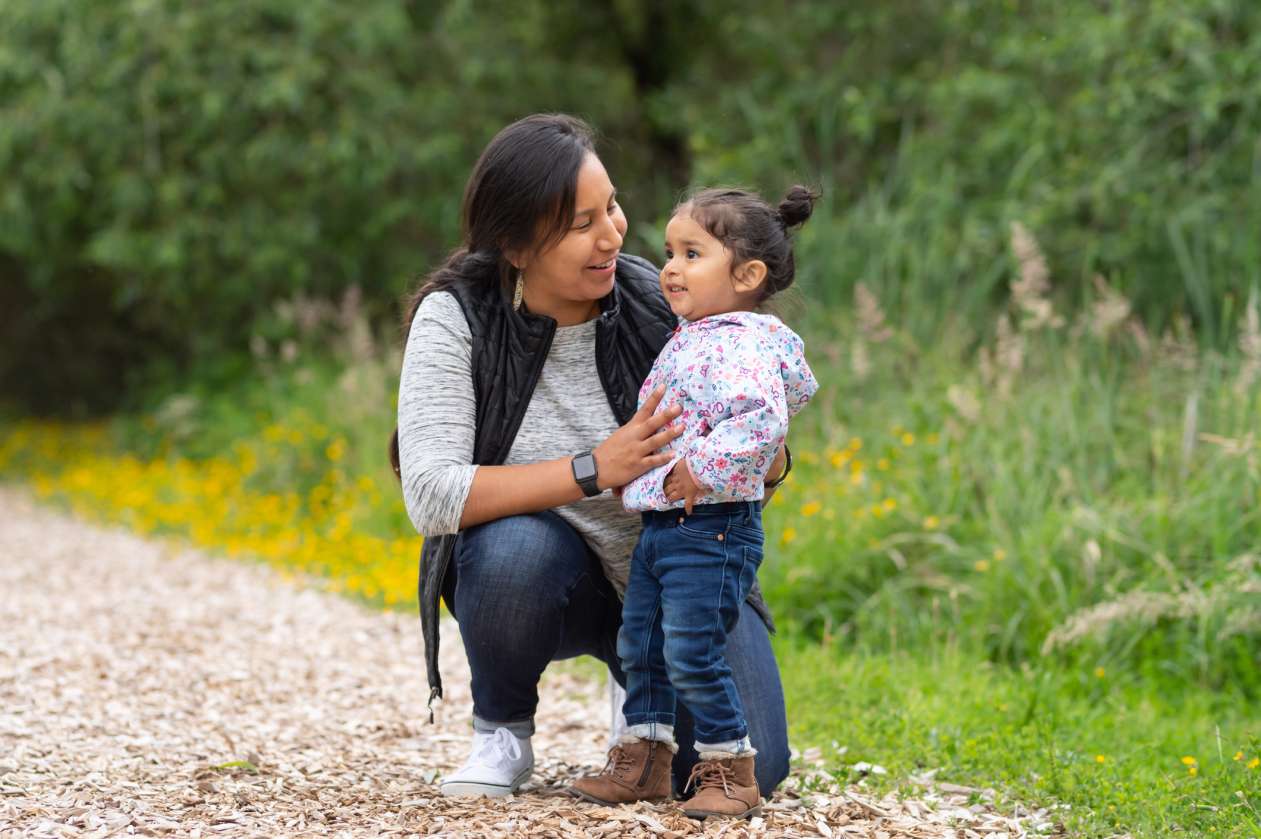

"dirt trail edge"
[0,488,1060,838]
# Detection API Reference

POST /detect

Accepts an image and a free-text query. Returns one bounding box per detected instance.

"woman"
[392,113,792,800]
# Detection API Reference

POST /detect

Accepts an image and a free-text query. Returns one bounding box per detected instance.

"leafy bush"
[3,0,1259,413]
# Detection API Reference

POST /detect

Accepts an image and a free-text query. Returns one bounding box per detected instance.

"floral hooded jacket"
[621,311,818,511]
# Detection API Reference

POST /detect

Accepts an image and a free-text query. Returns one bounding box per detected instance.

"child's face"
[660,212,758,321]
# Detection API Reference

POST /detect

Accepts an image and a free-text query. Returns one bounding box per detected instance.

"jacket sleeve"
[397,292,479,536]
[682,329,789,497]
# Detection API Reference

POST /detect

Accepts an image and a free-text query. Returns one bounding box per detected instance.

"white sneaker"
[608,674,630,750]
[438,727,534,797]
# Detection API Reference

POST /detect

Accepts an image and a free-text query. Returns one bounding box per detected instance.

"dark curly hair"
[676,185,820,303]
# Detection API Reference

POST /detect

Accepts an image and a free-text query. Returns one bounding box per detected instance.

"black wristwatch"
[764,445,793,489]
[571,451,601,497]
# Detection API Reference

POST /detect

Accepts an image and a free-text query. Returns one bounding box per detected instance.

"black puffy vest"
[412,253,773,710]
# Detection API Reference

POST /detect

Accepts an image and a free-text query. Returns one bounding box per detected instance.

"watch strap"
[764,444,793,489]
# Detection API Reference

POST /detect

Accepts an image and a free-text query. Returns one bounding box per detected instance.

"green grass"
[775,641,1261,837]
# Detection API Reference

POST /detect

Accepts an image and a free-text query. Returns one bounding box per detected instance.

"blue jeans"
[619,502,764,750]
[447,509,789,794]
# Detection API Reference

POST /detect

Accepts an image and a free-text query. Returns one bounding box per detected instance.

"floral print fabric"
[621,311,818,511]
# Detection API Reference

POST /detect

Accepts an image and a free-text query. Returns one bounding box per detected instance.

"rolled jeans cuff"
[695,735,755,756]
[628,722,677,748]
[473,714,534,739]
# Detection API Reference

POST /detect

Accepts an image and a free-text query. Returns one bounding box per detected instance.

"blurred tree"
[1,0,1258,413]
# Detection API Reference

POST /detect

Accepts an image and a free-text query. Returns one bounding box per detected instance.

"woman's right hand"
[593,386,685,490]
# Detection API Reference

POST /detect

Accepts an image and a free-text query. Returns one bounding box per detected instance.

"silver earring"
[512,271,524,312]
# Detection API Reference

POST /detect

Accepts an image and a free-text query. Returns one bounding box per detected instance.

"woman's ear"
[733,259,768,294]
[504,247,527,272]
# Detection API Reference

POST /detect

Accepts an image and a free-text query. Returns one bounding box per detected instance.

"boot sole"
[571,788,672,806]
[681,802,763,820]
[439,765,533,798]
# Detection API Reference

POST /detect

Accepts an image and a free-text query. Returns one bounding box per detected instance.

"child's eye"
[664,248,673,260]
[687,249,699,259]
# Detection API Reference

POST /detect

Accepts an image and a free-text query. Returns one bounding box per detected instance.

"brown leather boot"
[680,753,761,819]
[570,737,673,805]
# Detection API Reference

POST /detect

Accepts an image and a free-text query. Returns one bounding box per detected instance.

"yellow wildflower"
[881,497,897,512]
[876,457,890,471]
[326,439,346,462]
[1181,756,1197,766]
[1094,666,1106,679]
[1095,755,1106,764]
[993,548,1007,562]
[900,432,915,446]
[1188,766,1198,777]
[1233,751,1243,761]
[922,515,940,530]
[974,559,990,572]
[848,437,863,452]
[801,501,822,517]
[1249,757,1260,769]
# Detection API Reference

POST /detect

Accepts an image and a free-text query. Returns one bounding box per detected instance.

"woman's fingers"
[646,425,682,451]
[645,402,682,431]
[636,386,667,419]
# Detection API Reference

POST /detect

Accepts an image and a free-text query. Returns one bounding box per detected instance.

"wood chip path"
[0,488,1062,837]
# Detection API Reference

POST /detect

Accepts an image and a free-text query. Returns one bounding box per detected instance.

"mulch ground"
[0,488,1060,837]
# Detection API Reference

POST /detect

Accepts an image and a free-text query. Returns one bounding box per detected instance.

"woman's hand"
[593,386,684,490]
[663,460,705,514]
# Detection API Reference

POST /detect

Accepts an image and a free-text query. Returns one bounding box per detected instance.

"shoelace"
[466,727,522,768]
[685,759,735,795]
[600,745,636,777]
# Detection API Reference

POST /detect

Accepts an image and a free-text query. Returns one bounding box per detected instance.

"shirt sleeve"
[779,328,820,419]
[682,328,789,497]
[397,291,479,536]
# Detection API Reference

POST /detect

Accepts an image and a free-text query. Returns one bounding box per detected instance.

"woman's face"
[519,153,626,315]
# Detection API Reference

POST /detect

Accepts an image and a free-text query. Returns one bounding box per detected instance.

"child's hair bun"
[777,185,820,229]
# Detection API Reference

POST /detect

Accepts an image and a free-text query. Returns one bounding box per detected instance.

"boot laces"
[600,744,637,778]
[685,759,735,795]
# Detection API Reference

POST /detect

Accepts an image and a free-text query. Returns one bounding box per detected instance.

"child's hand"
[664,461,705,514]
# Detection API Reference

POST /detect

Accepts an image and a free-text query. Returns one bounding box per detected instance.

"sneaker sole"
[439,766,533,798]
[682,802,763,820]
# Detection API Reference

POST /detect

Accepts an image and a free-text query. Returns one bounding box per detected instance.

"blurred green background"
[4,0,1260,413]
[3,2,1261,836]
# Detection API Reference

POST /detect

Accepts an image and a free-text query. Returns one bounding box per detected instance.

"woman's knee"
[456,511,589,594]
[452,512,591,634]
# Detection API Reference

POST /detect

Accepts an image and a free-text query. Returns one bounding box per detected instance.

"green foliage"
[677,0,1261,341]
[776,642,1261,837]
[0,0,666,412]
[760,310,1261,693]
[3,0,1260,415]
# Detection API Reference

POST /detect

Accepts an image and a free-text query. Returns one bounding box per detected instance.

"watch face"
[574,454,597,482]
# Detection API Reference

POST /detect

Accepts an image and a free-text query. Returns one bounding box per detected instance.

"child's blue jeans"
[619,501,764,751]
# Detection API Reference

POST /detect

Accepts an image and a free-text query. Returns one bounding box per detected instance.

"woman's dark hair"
[390,113,598,478]
[677,185,820,303]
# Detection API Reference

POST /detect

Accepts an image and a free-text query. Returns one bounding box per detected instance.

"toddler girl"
[571,186,819,819]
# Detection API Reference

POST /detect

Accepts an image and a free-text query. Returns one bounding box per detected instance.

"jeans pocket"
[676,517,731,541]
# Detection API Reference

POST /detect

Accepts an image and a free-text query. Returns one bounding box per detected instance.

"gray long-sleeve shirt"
[397,291,642,592]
